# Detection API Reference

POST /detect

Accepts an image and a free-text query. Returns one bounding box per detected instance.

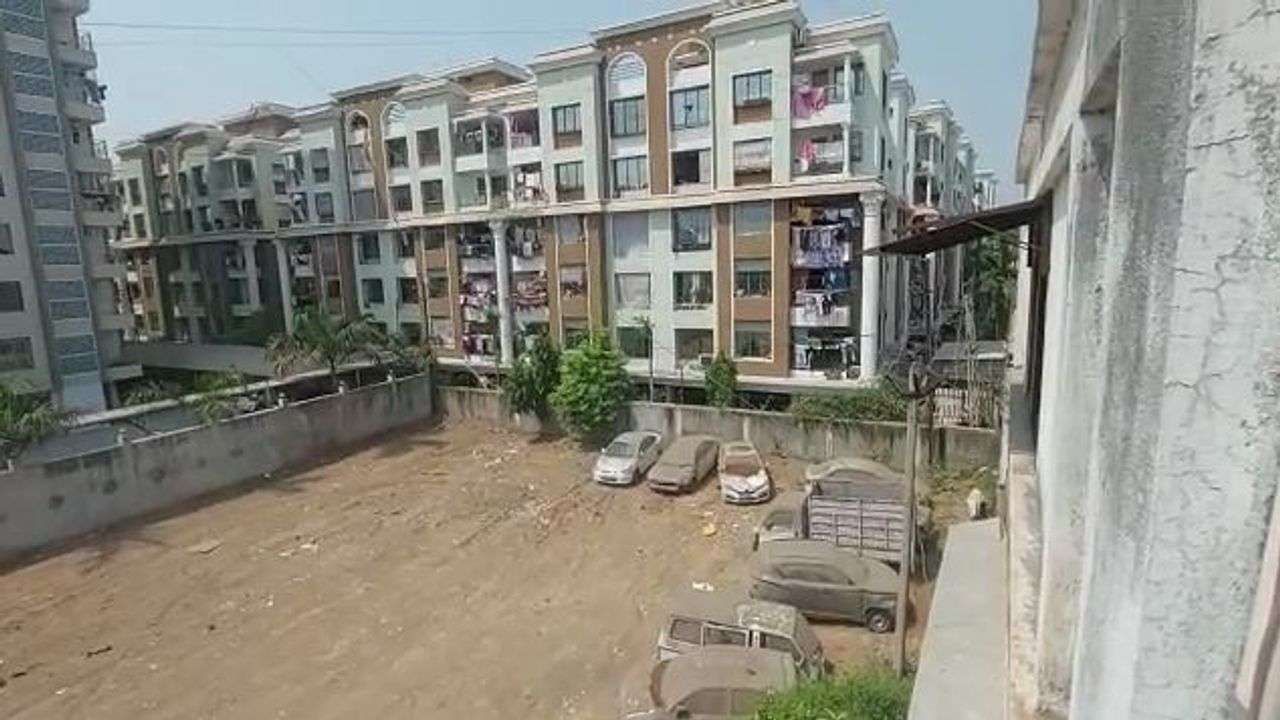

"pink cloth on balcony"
[791,85,829,119]
[797,138,818,173]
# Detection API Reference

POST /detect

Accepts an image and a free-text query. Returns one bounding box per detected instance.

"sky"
[86,0,1035,199]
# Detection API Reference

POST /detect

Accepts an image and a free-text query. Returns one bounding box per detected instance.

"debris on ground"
[85,645,112,658]
[691,581,715,593]
[701,523,718,537]
[186,539,222,555]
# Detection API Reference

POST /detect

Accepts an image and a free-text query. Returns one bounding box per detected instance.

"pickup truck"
[753,458,908,564]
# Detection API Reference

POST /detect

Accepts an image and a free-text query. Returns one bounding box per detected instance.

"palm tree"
[0,384,72,465]
[266,311,379,392]
[188,371,247,425]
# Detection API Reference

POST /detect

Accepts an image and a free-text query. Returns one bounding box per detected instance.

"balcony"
[55,32,96,68]
[791,227,852,268]
[790,81,849,129]
[64,96,105,123]
[453,118,507,174]
[793,138,845,177]
[791,291,851,328]
[71,139,112,174]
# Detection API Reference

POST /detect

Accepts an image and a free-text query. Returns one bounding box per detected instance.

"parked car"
[751,491,807,549]
[619,647,798,720]
[717,441,772,504]
[748,539,899,632]
[804,457,901,487]
[795,457,908,563]
[657,590,825,678]
[648,436,719,494]
[594,431,664,485]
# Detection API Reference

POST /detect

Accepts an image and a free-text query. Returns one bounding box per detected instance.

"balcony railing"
[91,138,109,159]
[794,140,844,176]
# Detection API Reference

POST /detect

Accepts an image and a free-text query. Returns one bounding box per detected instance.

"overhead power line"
[82,20,579,37]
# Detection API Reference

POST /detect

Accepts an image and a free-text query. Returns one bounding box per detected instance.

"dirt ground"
[0,420,928,720]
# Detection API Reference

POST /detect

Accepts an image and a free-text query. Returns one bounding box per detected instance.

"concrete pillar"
[489,218,514,365]
[239,239,261,308]
[859,191,884,380]
[274,239,295,333]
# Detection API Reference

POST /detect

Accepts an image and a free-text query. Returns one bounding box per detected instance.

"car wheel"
[866,609,893,634]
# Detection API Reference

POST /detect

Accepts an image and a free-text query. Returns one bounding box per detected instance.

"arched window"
[607,52,646,99]
[347,112,370,146]
[382,102,407,138]
[153,147,169,175]
[607,53,647,139]
[667,40,712,131]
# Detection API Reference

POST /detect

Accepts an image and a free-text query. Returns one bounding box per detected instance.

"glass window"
[555,162,583,191]
[670,86,710,129]
[0,224,12,255]
[611,213,649,260]
[734,202,771,240]
[423,228,446,251]
[127,178,142,204]
[555,215,584,244]
[609,97,645,138]
[672,207,712,252]
[309,148,330,183]
[733,70,772,107]
[853,62,866,95]
[0,281,23,312]
[675,329,714,362]
[390,185,412,213]
[704,625,749,647]
[669,618,702,644]
[426,272,449,298]
[352,189,376,221]
[385,137,408,168]
[398,277,420,304]
[616,325,651,359]
[673,271,713,308]
[614,273,650,310]
[0,337,34,371]
[552,104,581,135]
[358,233,380,263]
[735,261,771,297]
[612,156,648,195]
[315,192,335,222]
[735,321,771,358]
[362,278,384,305]
[560,265,586,297]
[851,129,864,163]
[733,139,772,172]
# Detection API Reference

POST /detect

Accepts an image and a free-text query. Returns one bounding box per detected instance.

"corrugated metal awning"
[873,195,1050,256]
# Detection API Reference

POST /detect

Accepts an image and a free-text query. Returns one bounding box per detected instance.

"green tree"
[965,236,1017,339]
[0,384,72,463]
[188,371,247,425]
[704,352,738,408]
[503,334,560,419]
[265,311,379,391]
[754,669,912,720]
[549,333,630,440]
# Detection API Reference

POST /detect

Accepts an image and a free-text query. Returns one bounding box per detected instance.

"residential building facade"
[0,0,138,410]
[113,0,991,395]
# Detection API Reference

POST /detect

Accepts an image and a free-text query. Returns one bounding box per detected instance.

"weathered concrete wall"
[1011,0,1280,717]
[436,387,1000,473]
[0,375,433,563]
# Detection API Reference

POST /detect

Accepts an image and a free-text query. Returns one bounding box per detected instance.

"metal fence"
[931,382,1003,429]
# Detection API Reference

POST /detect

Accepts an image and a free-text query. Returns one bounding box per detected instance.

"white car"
[593,431,663,486]
[718,441,773,504]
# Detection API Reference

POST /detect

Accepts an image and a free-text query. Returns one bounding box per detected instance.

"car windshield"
[723,457,761,475]
[604,441,636,458]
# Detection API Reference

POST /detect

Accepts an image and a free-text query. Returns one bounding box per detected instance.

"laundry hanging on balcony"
[791,223,850,267]
[791,83,828,120]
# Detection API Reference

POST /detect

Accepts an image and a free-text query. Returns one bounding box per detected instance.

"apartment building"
[112,0,993,394]
[0,0,139,411]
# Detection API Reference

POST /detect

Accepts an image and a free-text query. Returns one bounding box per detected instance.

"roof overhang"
[590,1,719,41]
[1016,0,1074,184]
[873,196,1050,256]
[529,44,603,74]
[704,0,805,38]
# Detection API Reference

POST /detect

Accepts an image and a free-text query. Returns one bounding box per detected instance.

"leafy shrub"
[705,352,738,408]
[754,669,912,720]
[503,334,560,419]
[788,382,908,423]
[549,333,630,440]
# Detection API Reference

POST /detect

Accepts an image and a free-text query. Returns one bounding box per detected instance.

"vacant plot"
[0,420,923,719]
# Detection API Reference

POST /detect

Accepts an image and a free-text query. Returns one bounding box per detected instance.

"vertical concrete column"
[181,246,203,343]
[274,239,295,333]
[239,239,261,308]
[489,218,514,365]
[859,191,884,380]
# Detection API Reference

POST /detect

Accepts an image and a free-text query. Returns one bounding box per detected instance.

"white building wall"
[536,64,605,203]
[712,22,794,188]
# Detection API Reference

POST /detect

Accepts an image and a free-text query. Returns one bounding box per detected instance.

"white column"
[490,219,515,365]
[859,191,884,380]
[239,239,261,308]
[274,239,295,333]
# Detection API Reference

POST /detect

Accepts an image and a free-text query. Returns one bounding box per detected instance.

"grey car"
[748,539,899,632]
[619,646,798,719]
[648,436,719,494]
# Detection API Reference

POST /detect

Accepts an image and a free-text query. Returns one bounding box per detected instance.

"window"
[385,137,408,168]
[555,162,584,200]
[423,228,446,251]
[609,97,645,138]
[132,213,147,239]
[315,192,335,223]
[416,129,441,166]
[612,156,648,196]
[555,215,584,245]
[616,325,651,359]
[192,166,207,196]
[401,322,422,343]
[853,62,866,95]
[426,272,449,298]
[673,271,713,308]
[672,149,711,187]
[672,207,712,252]
[127,178,142,205]
[235,159,254,187]
[734,202,771,240]
[309,148,330,183]
[0,337,34,371]
[733,70,772,106]
[0,282,23,312]
[614,273,650,310]
[390,185,412,213]
[735,321,771,358]
[0,224,12,254]
[397,231,415,258]
[398,278,420,305]
[704,625,749,647]
[735,261,771,297]
[362,278,384,305]
[851,129,864,164]
[552,104,582,147]
[358,233,380,264]
[675,329,713,362]
[734,139,772,174]
[670,86,710,129]
[560,265,586,297]
[227,278,249,304]
[669,618,702,644]
[611,213,649,260]
[421,180,444,213]
[352,189,376,221]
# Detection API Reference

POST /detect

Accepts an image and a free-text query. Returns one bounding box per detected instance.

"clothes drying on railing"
[791,84,828,120]
[461,333,496,356]
[511,237,543,259]
[792,336,856,371]
[792,223,850,267]
[513,274,548,308]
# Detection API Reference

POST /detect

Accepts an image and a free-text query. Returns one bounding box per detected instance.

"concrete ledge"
[910,519,1006,720]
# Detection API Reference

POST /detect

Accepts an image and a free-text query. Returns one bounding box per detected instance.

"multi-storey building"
[112,1,993,395]
[0,0,138,411]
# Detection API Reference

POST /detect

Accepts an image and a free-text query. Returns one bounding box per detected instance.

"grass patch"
[755,668,912,720]
[788,382,909,424]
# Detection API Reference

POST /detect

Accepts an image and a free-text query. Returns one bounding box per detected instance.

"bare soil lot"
[0,420,923,719]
